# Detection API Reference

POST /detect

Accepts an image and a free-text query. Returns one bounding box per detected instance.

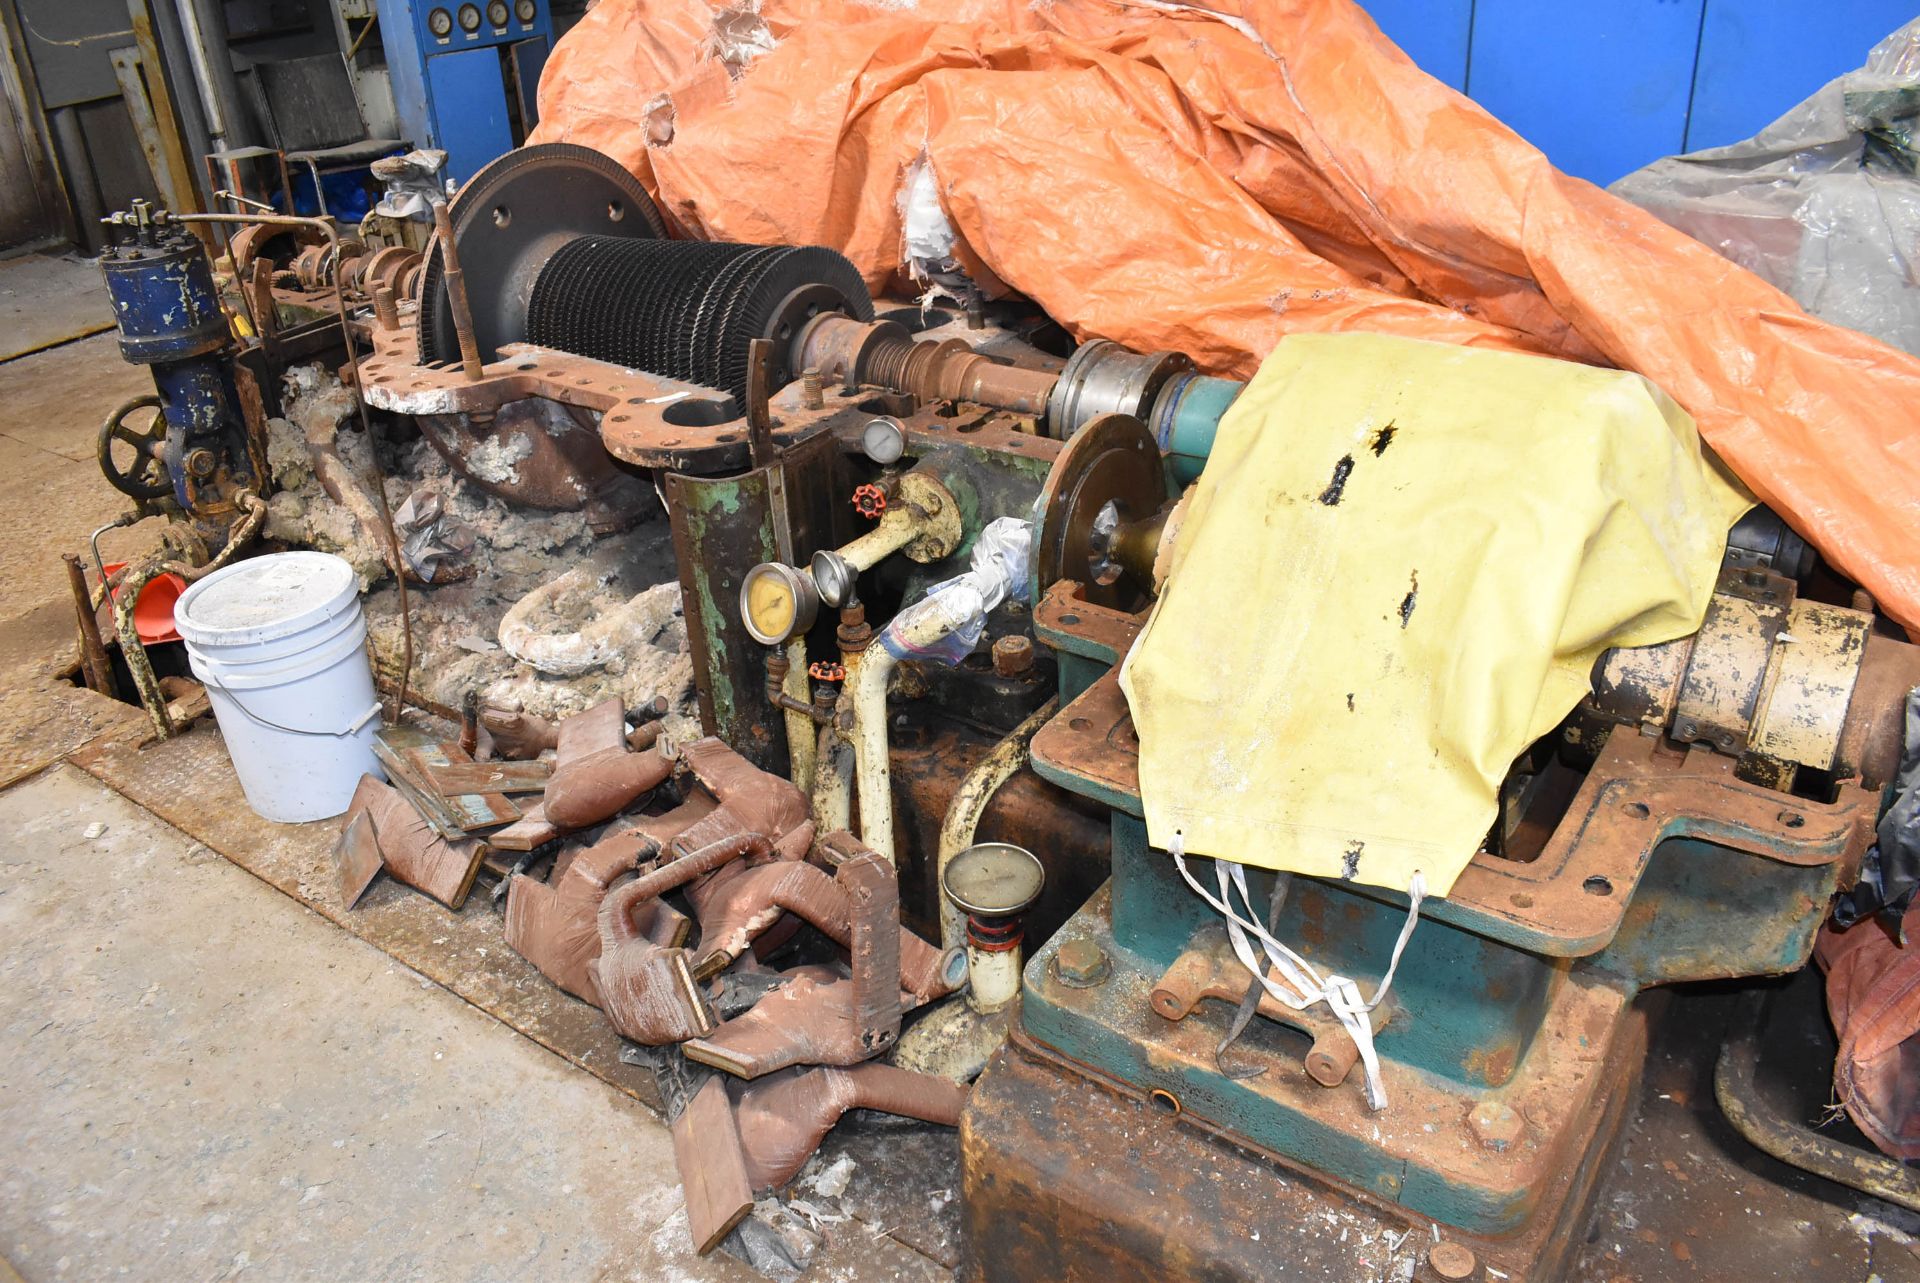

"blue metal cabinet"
[1359,0,1473,89]
[1465,0,1706,186]
[426,48,517,184]
[382,0,553,185]
[1686,2,1916,150]
[1358,0,1917,183]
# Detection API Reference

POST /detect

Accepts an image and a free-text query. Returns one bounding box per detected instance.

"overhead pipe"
[175,0,251,152]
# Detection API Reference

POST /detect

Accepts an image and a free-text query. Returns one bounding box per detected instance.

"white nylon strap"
[1171,833,1426,1111]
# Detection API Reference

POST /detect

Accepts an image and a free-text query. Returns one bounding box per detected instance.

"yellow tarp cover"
[1118,333,1752,896]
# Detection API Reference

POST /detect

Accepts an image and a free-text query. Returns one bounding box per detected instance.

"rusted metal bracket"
[1150,931,1389,1089]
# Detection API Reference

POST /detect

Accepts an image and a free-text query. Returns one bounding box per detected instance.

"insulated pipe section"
[811,724,853,833]
[812,470,965,607]
[841,602,971,863]
[935,698,1059,953]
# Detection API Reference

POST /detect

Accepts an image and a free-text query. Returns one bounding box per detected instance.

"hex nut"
[1427,1240,1477,1280]
[992,635,1036,677]
[1467,1101,1524,1152]
[1053,938,1111,987]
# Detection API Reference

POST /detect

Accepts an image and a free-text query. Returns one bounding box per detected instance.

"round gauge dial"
[427,6,452,35]
[515,0,534,20]
[487,0,508,25]
[738,562,819,646]
[457,3,481,31]
[943,842,1045,917]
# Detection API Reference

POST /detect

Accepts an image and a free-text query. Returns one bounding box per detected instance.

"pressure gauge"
[427,6,452,36]
[457,3,481,31]
[487,0,508,26]
[944,842,1045,918]
[515,0,535,21]
[739,562,820,646]
[860,415,906,465]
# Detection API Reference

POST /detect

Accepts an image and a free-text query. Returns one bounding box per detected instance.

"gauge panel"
[514,0,535,21]
[427,6,452,36]
[486,0,508,27]
[456,2,481,32]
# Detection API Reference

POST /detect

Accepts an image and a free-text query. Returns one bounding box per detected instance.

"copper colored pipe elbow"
[545,748,673,830]
[589,831,774,1044]
[735,1063,969,1191]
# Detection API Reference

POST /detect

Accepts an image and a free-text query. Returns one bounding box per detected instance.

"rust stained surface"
[1031,665,1875,954]
[963,1030,1638,1283]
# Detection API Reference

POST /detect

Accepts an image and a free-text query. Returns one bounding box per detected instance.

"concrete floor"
[0,253,112,362]
[0,764,749,1283]
[0,289,750,1281]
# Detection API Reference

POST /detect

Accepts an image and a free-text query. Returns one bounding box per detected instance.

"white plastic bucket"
[173,551,384,822]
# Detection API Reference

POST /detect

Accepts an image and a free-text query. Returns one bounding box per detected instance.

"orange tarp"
[533,0,1920,633]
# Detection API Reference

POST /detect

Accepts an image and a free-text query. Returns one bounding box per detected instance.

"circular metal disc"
[1030,412,1167,610]
[417,143,665,365]
[943,842,1046,918]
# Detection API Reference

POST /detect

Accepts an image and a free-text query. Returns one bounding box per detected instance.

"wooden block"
[671,1076,754,1255]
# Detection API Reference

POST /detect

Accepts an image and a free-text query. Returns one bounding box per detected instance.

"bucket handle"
[203,673,382,739]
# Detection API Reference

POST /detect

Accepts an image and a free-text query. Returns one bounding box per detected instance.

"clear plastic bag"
[878,516,1031,666]
[1612,21,1920,354]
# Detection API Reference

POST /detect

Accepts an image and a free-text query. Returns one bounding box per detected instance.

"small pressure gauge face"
[487,0,508,26]
[427,6,452,35]
[515,0,535,21]
[739,562,819,646]
[944,843,1046,918]
[457,3,481,32]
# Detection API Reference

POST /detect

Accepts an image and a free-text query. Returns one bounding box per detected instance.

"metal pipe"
[116,491,267,738]
[431,200,485,380]
[843,604,971,864]
[837,504,923,574]
[780,637,815,793]
[935,698,1058,954]
[810,722,853,833]
[964,926,1022,1015]
[64,554,114,696]
[135,0,211,203]
[48,108,106,246]
[174,0,248,151]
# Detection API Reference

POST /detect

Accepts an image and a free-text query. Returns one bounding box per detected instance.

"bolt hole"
[1622,801,1650,819]
[1058,612,1080,626]
[492,205,511,228]
[1148,1088,1182,1117]
[1069,717,1092,732]
[1510,892,1534,909]
[1778,810,1805,829]
[1582,876,1614,897]
[516,361,535,371]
